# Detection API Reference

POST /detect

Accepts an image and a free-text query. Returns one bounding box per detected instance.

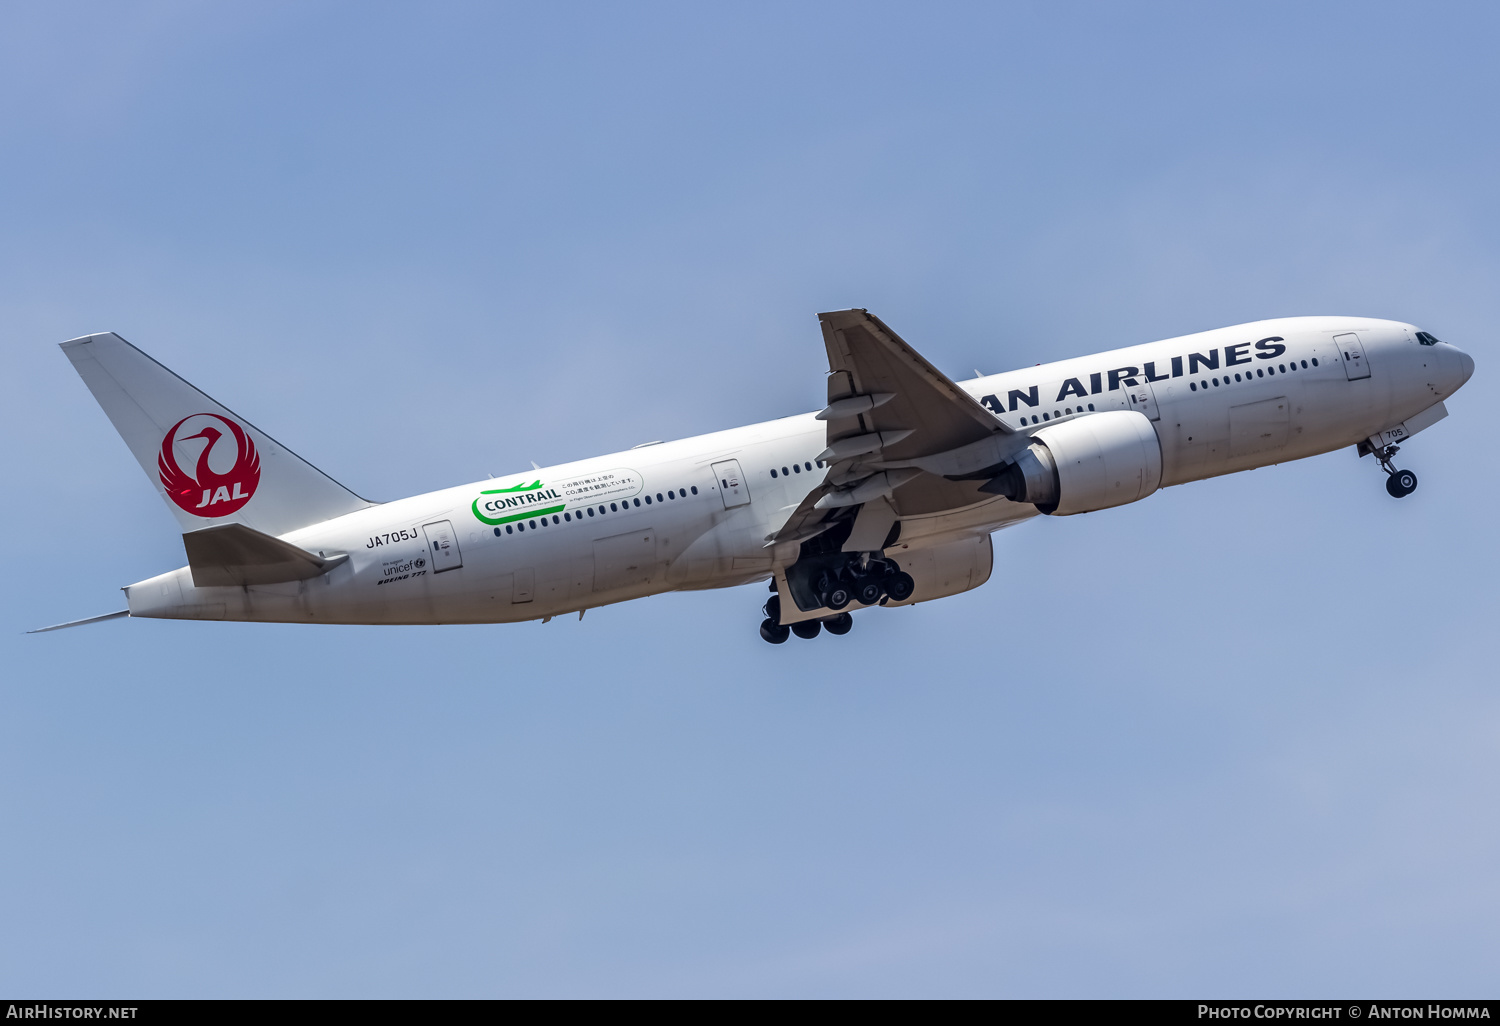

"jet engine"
[984,410,1162,516]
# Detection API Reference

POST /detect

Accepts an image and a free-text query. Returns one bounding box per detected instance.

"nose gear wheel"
[1374,444,1418,498]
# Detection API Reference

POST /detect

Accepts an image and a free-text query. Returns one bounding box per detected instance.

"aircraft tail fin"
[61,332,374,537]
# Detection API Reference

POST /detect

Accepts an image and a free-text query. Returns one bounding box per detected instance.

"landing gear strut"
[1374,444,1418,498]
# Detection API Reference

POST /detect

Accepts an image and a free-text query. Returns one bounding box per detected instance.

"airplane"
[34,310,1474,642]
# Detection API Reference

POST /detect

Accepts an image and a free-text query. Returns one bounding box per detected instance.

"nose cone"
[1458,347,1475,386]
[1441,342,1475,395]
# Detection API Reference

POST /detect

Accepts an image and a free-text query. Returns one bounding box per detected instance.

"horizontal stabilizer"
[183,523,347,587]
[27,610,130,634]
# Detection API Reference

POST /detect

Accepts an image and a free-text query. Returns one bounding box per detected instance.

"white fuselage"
[122,316,1472,625]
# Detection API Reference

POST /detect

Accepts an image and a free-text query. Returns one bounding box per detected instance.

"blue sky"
[2,1,1498,997]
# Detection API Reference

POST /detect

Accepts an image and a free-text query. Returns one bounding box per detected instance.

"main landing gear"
[758,591,855,644]
[1374,444,1419,498]
[813,558,914,611]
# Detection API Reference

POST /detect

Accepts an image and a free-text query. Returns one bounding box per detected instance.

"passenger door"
[711,459,750,509]
[422,520,463,573]
[1122,381,1160,421]
[1334,332,1371,380]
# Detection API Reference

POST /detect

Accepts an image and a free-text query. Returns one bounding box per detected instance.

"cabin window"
[691,486,699,494]
[1190,382,1197,391]
[610,503,618,512]
[770,468,778,478]
[633,498,641,507]
[804,462,812,471]
[644,495,652,504]
[1088,403,1095,410]
[1311,358,1319,366]
[792,464,800,473]
[1257,369,1264,377]
[781,466,789,476]
[656,493,664,502]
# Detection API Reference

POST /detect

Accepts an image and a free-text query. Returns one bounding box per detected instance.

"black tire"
[823,612,854,636]
[1394,469,1418,496]
[759,618,790,644]
[886,572,915,602]
[825,585,851,611]
[856,580,883,606]
[762,594,781,624]
[791,620,822,640]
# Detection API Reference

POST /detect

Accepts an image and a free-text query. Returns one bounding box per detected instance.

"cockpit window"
[1416,331,1442,346]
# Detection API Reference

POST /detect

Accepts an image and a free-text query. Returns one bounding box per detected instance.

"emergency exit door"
[1334,333,1371,380]
[711,459,751,509]
[422,520,463,573]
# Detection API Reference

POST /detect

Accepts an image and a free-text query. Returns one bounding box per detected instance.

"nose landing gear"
[1374,444,1418,498]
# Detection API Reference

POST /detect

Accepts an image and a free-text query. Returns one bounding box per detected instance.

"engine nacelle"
[985,410,1162,516]
[885,534,993,606]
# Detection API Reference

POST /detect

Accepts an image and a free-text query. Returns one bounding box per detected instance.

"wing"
[770,309,1029,549]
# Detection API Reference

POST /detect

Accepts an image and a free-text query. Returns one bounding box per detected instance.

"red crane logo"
[159,413,261,517]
